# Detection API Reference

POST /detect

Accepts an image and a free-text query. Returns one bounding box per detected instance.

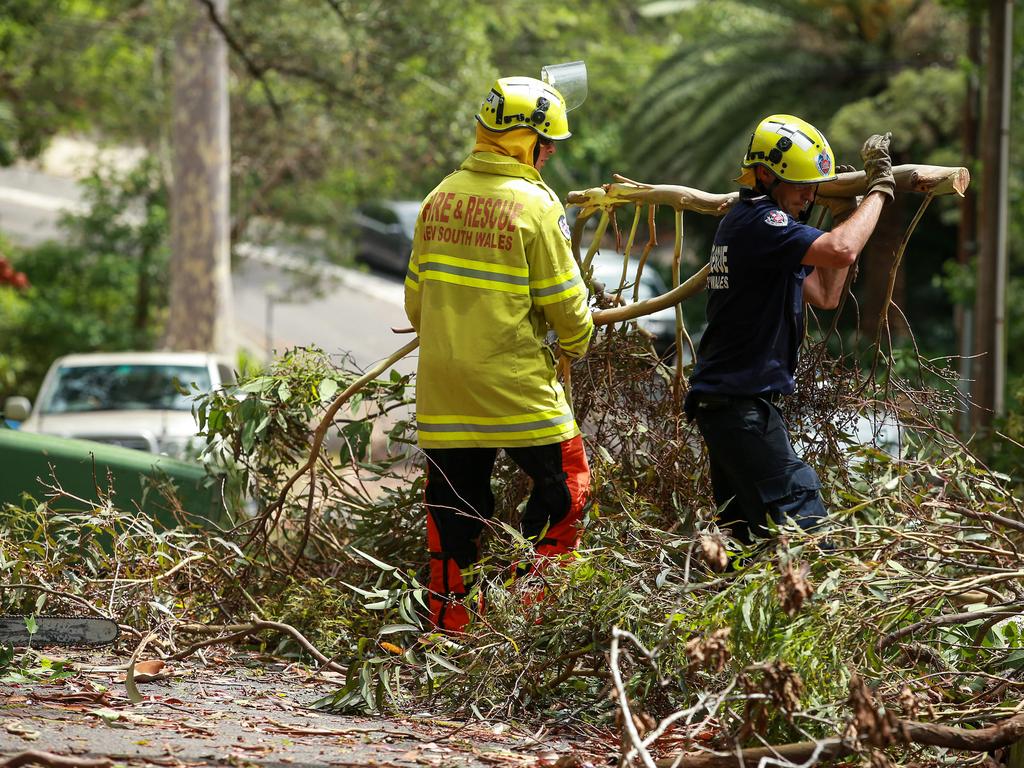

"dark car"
[352,200,422,275]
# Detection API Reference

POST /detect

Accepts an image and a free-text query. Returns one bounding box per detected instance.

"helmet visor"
[541,60,587,111]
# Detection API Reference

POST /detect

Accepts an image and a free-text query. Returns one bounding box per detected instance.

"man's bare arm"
[801,191,886,309]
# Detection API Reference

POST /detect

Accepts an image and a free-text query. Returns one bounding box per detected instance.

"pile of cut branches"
[3,330,1022,767]
[6,167,1024,766]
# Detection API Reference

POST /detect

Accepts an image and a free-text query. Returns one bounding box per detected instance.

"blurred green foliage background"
[0,0,1021,465]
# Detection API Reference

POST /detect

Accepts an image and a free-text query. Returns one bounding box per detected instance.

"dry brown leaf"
[777,560,814,617]
[684,627,731,673]
[848,674,908,747]
[3,720,41,741]
[133,660,165,675]
[699,534,729,572]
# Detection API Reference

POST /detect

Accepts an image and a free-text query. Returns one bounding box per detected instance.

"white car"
[586,252,698,361]
[3,351,235,458]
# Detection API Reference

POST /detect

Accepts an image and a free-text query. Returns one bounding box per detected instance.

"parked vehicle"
[352,200,421,275]
[586,252,694,360]
[3,351,235,459]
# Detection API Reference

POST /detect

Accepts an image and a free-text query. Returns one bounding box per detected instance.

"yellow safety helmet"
[476,77,571,140]
[741,114,837,184]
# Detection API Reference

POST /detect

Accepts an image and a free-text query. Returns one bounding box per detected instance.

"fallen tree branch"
[654,712,1024,767]
[173,618,348,673]
[609,626,658,768]
[592,266,709,326]
[655,738,852,767]
[0,752,112,768]
[250,337,420,545]
[903,712,1024,751]
[567,165,969,215]
[878,601,1024,651]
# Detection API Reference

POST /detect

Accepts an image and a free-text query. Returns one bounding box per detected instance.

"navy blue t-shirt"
[689,190,824,397]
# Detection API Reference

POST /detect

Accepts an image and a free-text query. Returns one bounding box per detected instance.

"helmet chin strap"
[755,171,813,222]
[754,173,781,202]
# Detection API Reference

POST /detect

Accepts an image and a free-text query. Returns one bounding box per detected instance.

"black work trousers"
[422,435,590,631]
[693,395,826,544]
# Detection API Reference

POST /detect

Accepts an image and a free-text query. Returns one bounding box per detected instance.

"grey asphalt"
[0,652,599,766]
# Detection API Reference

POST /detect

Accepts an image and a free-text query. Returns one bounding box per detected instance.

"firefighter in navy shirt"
[685,114,895,546]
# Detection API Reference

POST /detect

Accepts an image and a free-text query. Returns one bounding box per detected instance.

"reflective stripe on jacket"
[404,151,593,449]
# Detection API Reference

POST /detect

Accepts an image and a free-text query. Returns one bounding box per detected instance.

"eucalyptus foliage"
[3,325,1023,764]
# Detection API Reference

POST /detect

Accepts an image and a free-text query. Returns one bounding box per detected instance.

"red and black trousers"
[422,434,589,632]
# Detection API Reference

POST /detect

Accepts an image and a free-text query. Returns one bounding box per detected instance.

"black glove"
[836,164,857,175]
[861,132,895,201]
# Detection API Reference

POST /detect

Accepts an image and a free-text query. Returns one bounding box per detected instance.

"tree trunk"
[956,10,982,435]
[164,0,234,355]
[858,192,908,345]
[971,0,1014,430]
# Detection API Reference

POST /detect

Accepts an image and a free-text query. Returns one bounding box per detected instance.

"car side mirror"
[4,396,32,422]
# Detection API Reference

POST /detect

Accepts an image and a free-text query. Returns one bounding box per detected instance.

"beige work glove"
[861,132,895,201]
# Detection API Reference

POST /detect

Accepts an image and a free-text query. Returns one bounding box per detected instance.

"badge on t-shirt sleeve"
[558,215,572,241]
[764,210,788,227]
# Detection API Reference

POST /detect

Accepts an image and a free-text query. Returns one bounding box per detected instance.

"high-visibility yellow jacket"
[404,151,593,449]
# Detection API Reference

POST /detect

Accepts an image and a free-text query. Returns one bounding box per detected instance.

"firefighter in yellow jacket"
[404,71,593,632]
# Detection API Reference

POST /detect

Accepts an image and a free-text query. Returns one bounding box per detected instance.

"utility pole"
[956,11,981,435]
[971,0,1013,431]
[164,0,234,355]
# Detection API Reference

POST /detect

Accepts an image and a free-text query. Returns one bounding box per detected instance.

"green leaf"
[338,420,373,464]
[320,378,339,401]
[241,419,257,453]
[740,597,753,631]
[425,652,464,674]
[378,623,419,636]
[351,547,397,573]
[24,615,37,636]
[341,581,377,598]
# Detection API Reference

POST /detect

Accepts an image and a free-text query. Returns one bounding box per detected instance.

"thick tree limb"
[903,713,1024,751]
[654,738,852,767]
[655,713,1024,767]
[568,179,733,216]
[567,165,970,215]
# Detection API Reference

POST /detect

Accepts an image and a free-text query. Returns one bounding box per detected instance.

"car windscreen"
[393,202,422,239]
[41,364,212,414]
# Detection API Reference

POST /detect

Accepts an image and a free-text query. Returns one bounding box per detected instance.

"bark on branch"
[173,617,347,673]
[655,738,852,767]
[878,602,1024,651]
[567,164,970,214]
[654,713,1024,767]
